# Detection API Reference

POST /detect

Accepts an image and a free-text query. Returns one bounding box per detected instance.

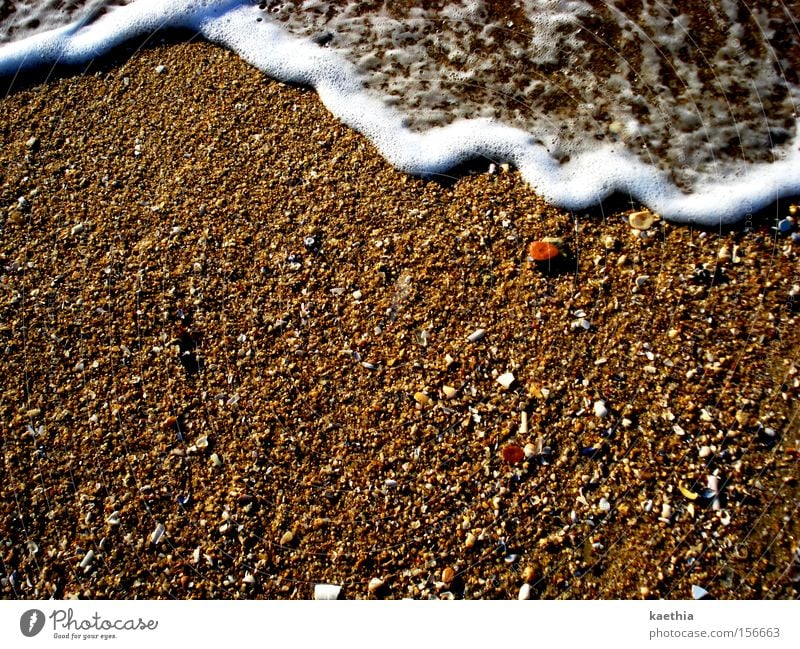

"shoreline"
[1,39,799,600]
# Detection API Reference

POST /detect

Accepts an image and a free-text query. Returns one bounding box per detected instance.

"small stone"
[280,531,294,545]
[629,210,658,230]
[210,453,222,467]
[496,372,515,389]
[413,391,432,406]
[528,239,562,262]
[150,523,165,544]
[523,442,537,459]
[598,497,611,512]
[464,532,477,548]
[691,584,709,600]
[70,223,84,236]
[243,572,256,585]
[467,328,486,343]
[518,583,532,600]
[368,577,384,593]
[314,584,342,600]
[441,567,455,585]
[352,289,363,300]
[602,235,617,250]
[522,565,536,583]
[699,445,712,458]
[106,511,121,526]
[442,385,457,399]
[26,136,38,149]
[79,550,95,570]
[593,400,608,418]
[776,217,794,235]
[155,65,166,74]
[501,444,525,464]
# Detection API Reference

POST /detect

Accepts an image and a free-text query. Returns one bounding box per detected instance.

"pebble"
[70,223,84,236]
[776,217,794,235]
[26,136,38,149]
[464,532,477,548]
[150,523,165,545]
[243,572,256,585]
[593,400,609,418]
[629,210,658,230]
[467,328,486,342]
[441,567,455,585]
[691,585,709,600]
[368,577,384,593]
[413,391,432,406]
[106,511,121,526]
[598,497,611,512]
[442,385,457,399]
[210,453,222,467]
[496,372,515,389]
[528,239,561,262]
[518,583,532,600]
[523,442,537,459]
[155,65,166,74]
[314,584,342,600]
[280,531,294,545]
[79,550,95,570]
[699,445,712,458]
[501,444,525,464]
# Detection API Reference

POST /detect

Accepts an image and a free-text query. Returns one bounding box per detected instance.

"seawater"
[1,0,798,224]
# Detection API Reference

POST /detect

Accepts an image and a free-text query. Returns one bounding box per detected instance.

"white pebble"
[71,223,84,236]
[467,328,486,343]
[79,550,95,569]
[593,400,608,418]
[150,523,165,545]
[314,584,342,600]
[368,577,384,593]
[518,583,532,600]
[496,372,515,389]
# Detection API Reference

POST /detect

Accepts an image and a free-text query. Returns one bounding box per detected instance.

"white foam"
[1,0,798,224]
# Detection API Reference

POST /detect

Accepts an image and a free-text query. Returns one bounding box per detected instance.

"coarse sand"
[1,39,799,600]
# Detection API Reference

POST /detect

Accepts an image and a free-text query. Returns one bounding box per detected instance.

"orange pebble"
[528,240,561,262]
[502,444,525,464]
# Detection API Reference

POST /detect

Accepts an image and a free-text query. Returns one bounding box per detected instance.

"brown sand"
[1,40,799,600]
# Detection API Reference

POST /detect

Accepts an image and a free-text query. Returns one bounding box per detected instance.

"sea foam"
[1,0,798,224]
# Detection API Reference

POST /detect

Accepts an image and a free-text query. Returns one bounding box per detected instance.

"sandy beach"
[1,38,799,600]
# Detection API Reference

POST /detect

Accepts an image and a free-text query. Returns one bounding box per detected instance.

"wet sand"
[1,39,799,600]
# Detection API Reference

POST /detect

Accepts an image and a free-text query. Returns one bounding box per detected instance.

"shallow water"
[1,0,799,223]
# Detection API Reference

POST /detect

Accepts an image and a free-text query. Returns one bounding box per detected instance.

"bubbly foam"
[1,0,798,224]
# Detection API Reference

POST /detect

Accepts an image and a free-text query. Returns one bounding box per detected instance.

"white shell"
[106,511,121,525]
[79,550,95,569]
[518,583,532,600]
[367,577,384,593]
[314,584,342,600]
